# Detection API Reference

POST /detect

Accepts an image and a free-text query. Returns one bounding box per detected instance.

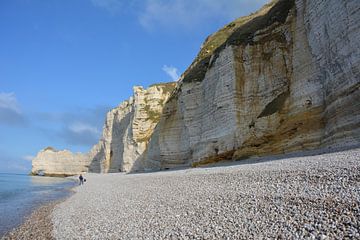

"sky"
[0,0,269,173]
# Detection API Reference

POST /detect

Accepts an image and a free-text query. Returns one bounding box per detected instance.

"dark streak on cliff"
[257,91,290,118]
[182,0,295,84]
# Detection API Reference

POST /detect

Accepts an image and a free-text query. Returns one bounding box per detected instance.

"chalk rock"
[32,0,360,174]
[144,0,360,169]
[32,83,175,175]
[87,83,176,173]
[31,147,90,176]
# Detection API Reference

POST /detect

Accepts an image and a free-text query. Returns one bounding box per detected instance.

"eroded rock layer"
[31,147,91,176]
[143,0,360,170]
[32,0,360,174]
[32,83,175,175]
[88,83,176,173]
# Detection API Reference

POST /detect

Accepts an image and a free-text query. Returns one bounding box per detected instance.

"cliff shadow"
[196,144,360,170]
[109,110,133,172]
[88,146,104,173]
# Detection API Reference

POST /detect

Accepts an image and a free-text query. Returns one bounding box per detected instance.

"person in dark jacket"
[79,174,84,185]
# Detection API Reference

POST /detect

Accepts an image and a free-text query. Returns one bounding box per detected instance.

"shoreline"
[1,179,77,240]
[3,147,360,239]
[1,201,58,240]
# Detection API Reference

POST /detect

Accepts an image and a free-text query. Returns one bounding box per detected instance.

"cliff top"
[149,82,177,95]
[43,146,58,152]
[181,0,294,83]
[197,0,277,62]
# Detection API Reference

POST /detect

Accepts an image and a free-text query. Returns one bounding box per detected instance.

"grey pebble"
[52,148,360,239]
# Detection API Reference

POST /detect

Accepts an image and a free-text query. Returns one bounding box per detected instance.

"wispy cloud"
[162,65,179,81]
[69,122,100,135]
[0,92,27,126]
[0,92,20,113]
[36,106,109,147]
[22,155,35,161]
[60,122,101,146]
[90,0,270,31]
[139,0,270,30]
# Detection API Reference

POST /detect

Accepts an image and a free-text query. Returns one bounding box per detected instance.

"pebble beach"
[3,148,360,239]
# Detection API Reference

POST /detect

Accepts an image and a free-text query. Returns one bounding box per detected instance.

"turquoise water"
[0,173,76,236]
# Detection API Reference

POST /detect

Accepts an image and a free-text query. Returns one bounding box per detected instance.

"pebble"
[39,149,360,239]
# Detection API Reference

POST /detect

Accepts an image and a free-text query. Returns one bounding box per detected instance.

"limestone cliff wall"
[32,83,175,175]
[86,83,175,173]
[31,147,91,176]
[32,0,360,175]
[143,0,360,170]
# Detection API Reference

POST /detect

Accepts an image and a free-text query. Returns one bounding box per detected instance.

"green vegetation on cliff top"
[182,0,295,83]
[149,82,176,95]
[44,146,58,152]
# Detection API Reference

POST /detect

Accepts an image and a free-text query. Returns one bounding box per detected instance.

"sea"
[0,173,76,237]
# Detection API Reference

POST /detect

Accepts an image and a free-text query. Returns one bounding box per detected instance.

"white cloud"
[58,122,101,146]
[0,92,21,114]
[69,122,100,135]
[60,121,101,146]
[139,0,270,30]
[162,65,179,81]
[23,155,35,161]
[36,106,109,147]
[0,92,26,126]
[89,0,270,31]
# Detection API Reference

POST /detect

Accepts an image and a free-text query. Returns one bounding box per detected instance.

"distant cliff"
[87,83,176,173]
[31,147,91,176]
[32,0,360,175]
[32,83,176,175]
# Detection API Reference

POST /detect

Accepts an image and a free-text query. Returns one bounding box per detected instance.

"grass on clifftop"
[44,146,57,152]
[181,0,294,83]
[149,82,177,95]
[195,0,277,64]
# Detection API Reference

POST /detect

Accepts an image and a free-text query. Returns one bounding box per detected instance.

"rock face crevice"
[88,83,177,173]
[32,0,360,175]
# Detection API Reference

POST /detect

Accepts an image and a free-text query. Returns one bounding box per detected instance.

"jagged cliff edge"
[32,0,360,176]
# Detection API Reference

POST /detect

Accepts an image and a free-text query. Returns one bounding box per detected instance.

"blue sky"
[0,0,268,173]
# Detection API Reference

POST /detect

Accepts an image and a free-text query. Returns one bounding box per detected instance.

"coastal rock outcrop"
[32,83,176,175]
[142,0,360,169]
[32,0,360,175]
[31,147,91,176]
[88,83,176,173]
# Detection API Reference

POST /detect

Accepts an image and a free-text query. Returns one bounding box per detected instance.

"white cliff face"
[32,83,175,175]
[144,0,360,169]
[31,147,91,176]
[32,0,360,175]
[301,0,360,147]
[88,83,176,173]
[87,99,134,173]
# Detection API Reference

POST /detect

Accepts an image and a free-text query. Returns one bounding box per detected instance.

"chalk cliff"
[88,83,176,173]
[32,0,360,175]
[31,147,91,176]
[142,0,360,170]
[32,83,176,175]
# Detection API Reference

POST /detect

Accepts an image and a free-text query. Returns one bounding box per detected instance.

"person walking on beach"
[79,174,84,185]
